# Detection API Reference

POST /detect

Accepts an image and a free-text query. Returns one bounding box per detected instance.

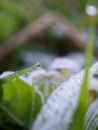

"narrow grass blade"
[0,62,40,84]
[71,27,96,130]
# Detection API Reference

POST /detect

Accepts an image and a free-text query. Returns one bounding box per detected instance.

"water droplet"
[85,5,97,16]
[35,62,41,69]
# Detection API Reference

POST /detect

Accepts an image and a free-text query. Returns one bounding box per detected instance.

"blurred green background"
[0,0,98,72]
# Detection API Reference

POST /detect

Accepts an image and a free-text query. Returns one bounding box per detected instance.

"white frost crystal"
[0,71,14,79]
[31,62,98,130]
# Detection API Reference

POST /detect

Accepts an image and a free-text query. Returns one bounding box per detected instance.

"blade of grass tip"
[0,62,40,84]
[24,85,35,130]
[71,27,96,130]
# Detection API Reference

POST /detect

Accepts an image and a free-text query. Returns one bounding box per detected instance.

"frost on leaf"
[31,62,98,130]
[24,69,64,103]
[49,57,81,78]
[0,71,14,79]
[84,98,98,130]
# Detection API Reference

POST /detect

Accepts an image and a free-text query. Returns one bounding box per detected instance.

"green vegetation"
[0,0,98,130]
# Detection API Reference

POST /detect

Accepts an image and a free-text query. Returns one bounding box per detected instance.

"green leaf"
[84,98,98,130]
[0,77,42,128]
[0,78,33,126]
[0,63,42,129]
[0,64,37,107]
[71,27,95,130]
[24,84,35,130]
[31,62,98,130]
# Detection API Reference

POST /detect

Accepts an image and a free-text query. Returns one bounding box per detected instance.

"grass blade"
[0,62,40,84]
[71,27,96,130]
